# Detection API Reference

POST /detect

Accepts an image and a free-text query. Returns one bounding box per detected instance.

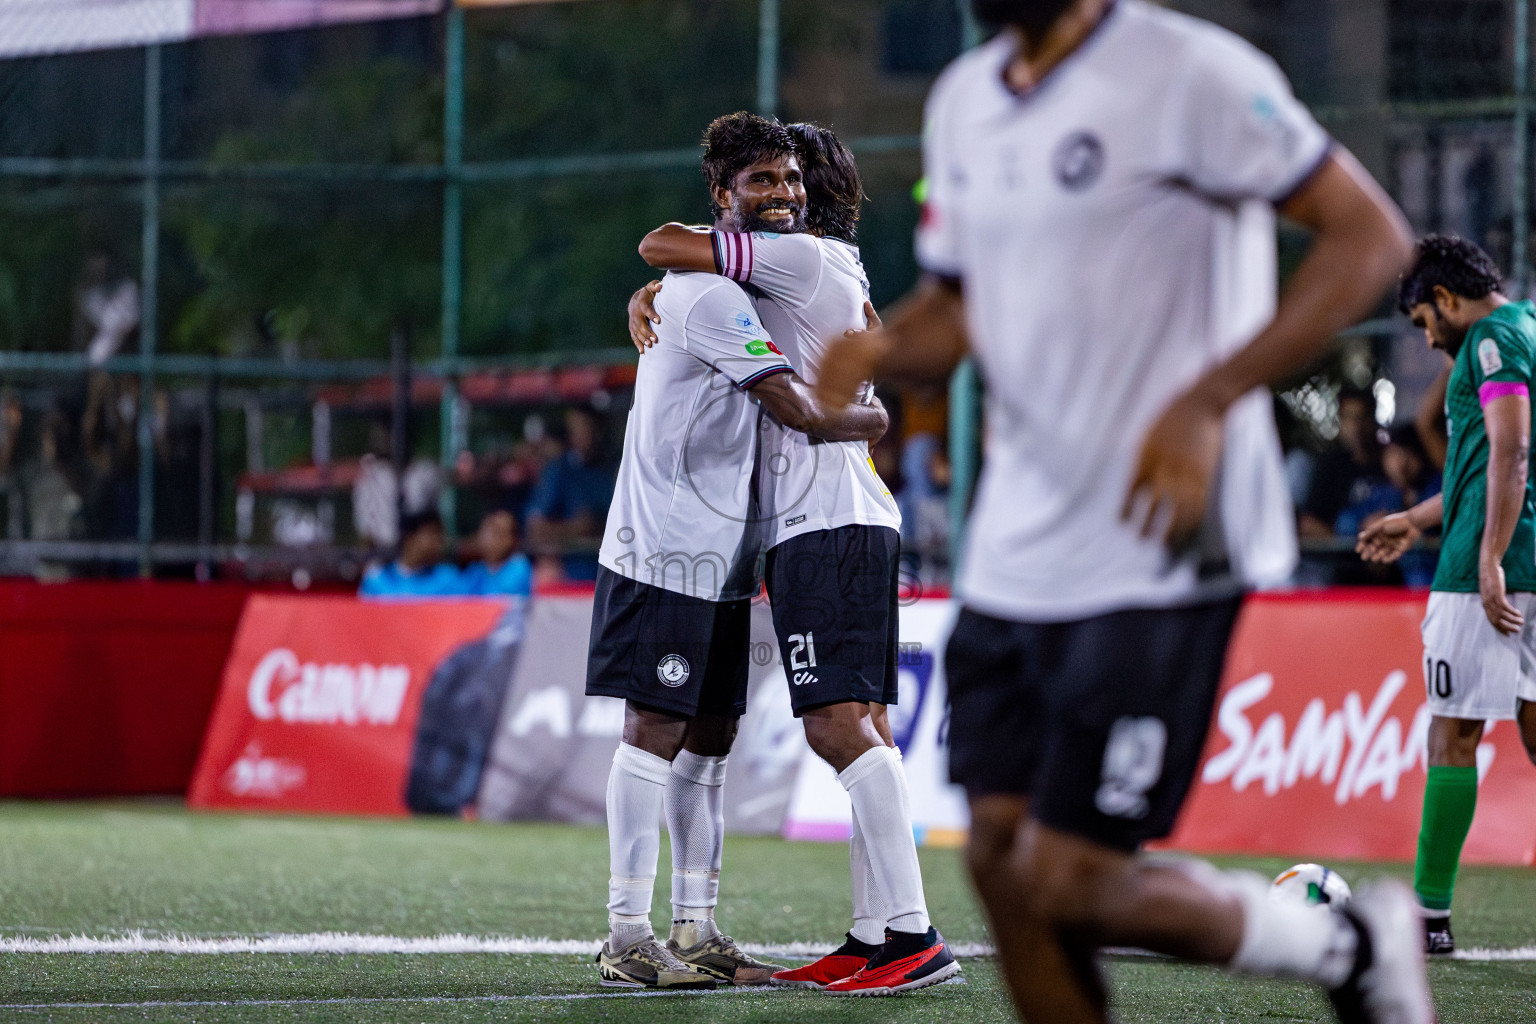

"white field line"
[0,932,1530,963]
[0,931,989,959]
[0,989,773,1011]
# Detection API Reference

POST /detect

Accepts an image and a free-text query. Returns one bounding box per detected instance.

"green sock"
[1413,765,1479,912]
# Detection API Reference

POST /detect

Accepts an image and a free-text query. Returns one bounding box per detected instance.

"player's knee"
[1011,838,1124,928]
[801,704,880,772]
[965,797,1024,895]
[682,713,739,757]
[622,702,687,760]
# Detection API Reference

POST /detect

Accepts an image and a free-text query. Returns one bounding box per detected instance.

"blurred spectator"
[1383,423,1441,510]
[1299,386,1388,540]
[1382,424,1442,587]
[525,407,615,583]
[74,251,140,367]
[359,508,461,597]
[354,422,399,549]
[353,420,443,551]
[80,373,139,544]
[902,444,953,588]
[21,409,82,542]
[459,508,533,598]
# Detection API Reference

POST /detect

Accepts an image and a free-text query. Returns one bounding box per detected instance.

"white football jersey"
[598,271,791,602]
[918,0,1322,622]
[714,230,902,547]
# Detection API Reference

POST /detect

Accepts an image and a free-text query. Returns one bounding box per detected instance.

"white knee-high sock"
[606,742,671,950]
[848,805,889,945]
[666,749,728,948]
[1226,871,1358,987]
[838,745,929,935]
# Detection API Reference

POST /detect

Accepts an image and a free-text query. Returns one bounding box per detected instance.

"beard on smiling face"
[731,195,806,234]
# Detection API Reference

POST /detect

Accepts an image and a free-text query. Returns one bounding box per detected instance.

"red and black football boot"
[824,927,961,996]
[770,933,882,989]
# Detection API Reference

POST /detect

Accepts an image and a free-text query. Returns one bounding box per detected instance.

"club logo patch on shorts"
[657,654,691,688]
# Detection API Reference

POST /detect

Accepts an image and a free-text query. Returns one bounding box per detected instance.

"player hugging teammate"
[586,112,956,995]
[1359,234,1536,955]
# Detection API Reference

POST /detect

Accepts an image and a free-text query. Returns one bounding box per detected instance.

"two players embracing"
[584,112,957,995]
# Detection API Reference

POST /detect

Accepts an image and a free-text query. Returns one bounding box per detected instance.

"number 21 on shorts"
[788,632,818,686]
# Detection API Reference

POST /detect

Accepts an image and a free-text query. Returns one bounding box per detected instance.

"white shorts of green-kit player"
[1421,591,1536,720]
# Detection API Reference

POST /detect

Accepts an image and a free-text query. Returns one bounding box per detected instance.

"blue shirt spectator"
[359,507,462,599]
[360,561,463,598]
[526,408,615,582]
[460,509,534,598]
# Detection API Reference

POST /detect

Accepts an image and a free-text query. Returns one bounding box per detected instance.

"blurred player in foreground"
[1358,235,1536,955]
[587,115,889,990]
[629,119,958,994]
[818,0,1429,1021]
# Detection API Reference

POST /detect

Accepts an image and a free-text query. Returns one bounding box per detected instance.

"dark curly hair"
[701,112,797,221]
[1398,234,1504,314]
[787,122,864,244]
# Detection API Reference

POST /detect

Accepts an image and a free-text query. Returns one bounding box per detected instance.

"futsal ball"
[1271,863,1352,908]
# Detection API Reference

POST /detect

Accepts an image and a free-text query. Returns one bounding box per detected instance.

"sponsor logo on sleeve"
[752,231,782,240]
[745,339,783,357]
[1479,337,1504,376]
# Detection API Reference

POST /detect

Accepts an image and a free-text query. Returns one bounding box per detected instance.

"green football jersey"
[1432,299,1536,593]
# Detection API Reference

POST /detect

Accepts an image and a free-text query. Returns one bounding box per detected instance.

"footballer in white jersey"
[817,2,1428,1022]
[628,122,957,994]
[587,114,890,992]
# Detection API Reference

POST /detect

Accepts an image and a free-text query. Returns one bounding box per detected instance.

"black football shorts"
[585,567,751,718]
[945,596,1243,851]
[765,524,900,716]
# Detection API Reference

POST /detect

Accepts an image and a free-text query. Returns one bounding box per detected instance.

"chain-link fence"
[0,0,1528,586]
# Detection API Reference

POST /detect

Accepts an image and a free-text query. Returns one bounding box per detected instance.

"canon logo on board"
[247,648,411,726]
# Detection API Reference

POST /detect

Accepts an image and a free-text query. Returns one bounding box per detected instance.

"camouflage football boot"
[596,937,718,989]
[667,932,783,985]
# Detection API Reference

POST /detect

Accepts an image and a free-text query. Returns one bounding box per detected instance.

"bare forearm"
[638,223,716,272]
[1192,155,1412,412]
[877,277,969,384]
[1482,448,1526,565]
[1405,493,1444,532]
[752,373,888,443]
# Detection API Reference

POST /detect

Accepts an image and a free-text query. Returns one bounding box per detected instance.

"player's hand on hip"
[1479,559,1524,635]
[1356,512,1418,563]
[1124,389,1224,549]
[628,280,663,353]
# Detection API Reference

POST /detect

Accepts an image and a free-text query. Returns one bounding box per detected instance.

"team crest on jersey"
[1053,131,1105,191]
[745,339,783,357]
[753,231,782,240]
[733,312,758,332]
[1479,338,1504,376]
[657,654,690,688]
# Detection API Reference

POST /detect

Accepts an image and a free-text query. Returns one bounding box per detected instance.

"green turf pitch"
[0,803,1532,1022]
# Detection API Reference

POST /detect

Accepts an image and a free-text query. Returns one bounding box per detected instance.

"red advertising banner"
[188,595,505,816]
[1164,592,1536,866]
